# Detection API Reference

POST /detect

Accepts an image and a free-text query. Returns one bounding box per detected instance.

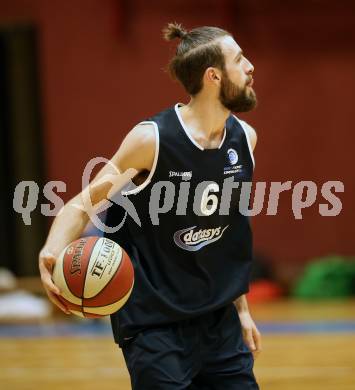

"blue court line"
[259,321,355,333]
[0,320,111,338]
[0,320,355,338]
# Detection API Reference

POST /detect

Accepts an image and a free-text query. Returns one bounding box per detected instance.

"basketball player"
[39,23,261,389]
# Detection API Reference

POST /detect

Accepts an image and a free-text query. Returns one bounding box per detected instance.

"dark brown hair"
[163,22,231,95]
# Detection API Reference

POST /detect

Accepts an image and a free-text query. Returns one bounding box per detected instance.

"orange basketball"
[52,236,134,318]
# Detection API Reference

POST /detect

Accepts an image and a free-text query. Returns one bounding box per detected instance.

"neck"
[180,95,230,141]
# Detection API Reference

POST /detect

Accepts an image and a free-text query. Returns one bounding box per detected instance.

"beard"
[219,71,257,113]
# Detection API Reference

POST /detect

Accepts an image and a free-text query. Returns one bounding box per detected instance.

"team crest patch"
[227,148,238,165]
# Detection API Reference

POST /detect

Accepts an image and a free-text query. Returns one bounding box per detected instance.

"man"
[39,23,261,389]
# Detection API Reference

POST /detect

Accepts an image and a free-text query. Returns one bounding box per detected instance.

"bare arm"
[240,120,257,151]
[39,123,156,313]
[234,117,257,152]
[233,126,260,356]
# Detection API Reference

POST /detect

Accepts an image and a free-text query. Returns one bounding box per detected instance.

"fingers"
[242,325,262,359]
[252,327,262,359]
[39,251,70,314]
[47,290,70,314]
[41,271,60,295]
[243,327,256,352]
[39,253,61,295]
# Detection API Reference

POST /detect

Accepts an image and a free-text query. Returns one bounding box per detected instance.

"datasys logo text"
[173,225,229,251]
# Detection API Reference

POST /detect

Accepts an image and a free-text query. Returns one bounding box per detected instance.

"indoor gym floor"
[1,300,355,390]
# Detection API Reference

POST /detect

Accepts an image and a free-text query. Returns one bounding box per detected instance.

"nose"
[245,58,254,74]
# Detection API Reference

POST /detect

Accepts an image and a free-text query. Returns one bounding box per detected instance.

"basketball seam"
[83,281,134,309]
[62,244,81,299]
[81,238,103,313]
[63,238,97,300]
[59,296,81,310]
[58,260,75,304]
[83,246,124,301]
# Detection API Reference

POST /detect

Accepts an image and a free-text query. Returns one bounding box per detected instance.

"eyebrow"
[234,50,243,60]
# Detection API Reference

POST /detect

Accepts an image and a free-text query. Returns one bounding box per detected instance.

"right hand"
[39,250,71,314]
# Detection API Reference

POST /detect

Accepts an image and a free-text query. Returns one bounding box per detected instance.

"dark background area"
[0,0,354,275]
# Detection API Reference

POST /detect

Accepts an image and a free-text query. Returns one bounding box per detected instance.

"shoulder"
[128,122,157,146]
[232,116,257,151]
[113,122,157,173]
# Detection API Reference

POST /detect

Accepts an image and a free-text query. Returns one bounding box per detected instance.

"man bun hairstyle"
[163,22,188,41]
[163,23,231,95]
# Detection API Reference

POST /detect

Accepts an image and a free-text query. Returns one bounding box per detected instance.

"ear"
[205,67,221,83]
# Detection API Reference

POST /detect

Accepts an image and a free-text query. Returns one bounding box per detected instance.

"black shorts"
[121,304,259,390]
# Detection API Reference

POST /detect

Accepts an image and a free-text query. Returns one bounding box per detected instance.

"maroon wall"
[1,0,354,266]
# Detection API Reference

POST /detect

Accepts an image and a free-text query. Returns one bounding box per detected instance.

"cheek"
[227,66,244,85]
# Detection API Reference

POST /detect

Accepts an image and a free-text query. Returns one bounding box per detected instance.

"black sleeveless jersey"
[105,104,255,345]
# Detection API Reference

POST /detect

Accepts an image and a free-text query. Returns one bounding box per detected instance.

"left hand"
[238,311,262,359]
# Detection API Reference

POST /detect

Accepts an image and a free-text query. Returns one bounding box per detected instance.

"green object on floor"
[293,255,355,299]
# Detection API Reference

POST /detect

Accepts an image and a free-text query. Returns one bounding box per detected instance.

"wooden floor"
[1,300,355,390]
